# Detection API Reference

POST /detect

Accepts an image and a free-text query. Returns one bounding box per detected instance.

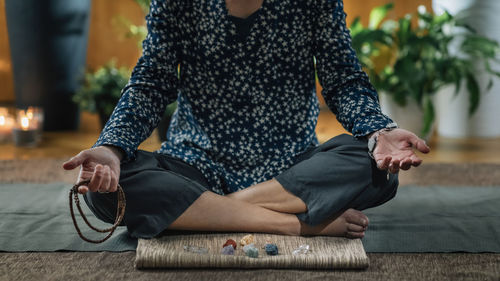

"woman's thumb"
[409,135,430,154]
[62,152,87,170]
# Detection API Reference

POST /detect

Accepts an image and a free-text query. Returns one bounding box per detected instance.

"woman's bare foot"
[300,208,369,238]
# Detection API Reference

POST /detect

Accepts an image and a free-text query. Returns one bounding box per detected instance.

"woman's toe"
[347,223,365,232]
[344,209,369,227]
[347,231,365,239]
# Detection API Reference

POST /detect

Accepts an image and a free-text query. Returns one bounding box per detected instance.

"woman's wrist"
[367,123,399,159]
[101,145,125,162]
[366,122,399,140]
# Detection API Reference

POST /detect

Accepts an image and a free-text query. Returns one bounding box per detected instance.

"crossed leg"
[228,179,369,238]
[169,179,369,238]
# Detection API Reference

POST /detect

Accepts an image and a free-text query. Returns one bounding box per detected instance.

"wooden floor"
[1,110,499,164]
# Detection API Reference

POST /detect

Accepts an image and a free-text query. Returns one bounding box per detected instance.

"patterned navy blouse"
[94,0,394,195]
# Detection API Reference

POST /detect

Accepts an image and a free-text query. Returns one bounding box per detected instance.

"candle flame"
[21,116,29,130]
[0,115,5,126]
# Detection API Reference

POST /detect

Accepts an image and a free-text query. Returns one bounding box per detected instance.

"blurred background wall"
[0,0,432,103]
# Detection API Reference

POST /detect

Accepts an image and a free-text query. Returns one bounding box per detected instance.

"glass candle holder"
[13,107,44,147]
[26,106,44,142]
[0,107,14,143]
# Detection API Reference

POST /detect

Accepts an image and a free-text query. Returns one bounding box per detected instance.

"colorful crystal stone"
[243,244,259,258]
[221,245,235,255]
[242,243,254,253]
[264,243,279,256]
[292,244,310,255]
[246,247,259,258]
[240,234,254,246]
[223,239,237,250]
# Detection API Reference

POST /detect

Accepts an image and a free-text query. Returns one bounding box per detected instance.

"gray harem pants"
[84,134,398,238]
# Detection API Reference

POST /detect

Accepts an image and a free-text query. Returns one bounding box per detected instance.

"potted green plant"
[75,0,177,138]
[117,0,149,49]
[433,0,500,138]
[350,3,500,138]
[73,61,129,129]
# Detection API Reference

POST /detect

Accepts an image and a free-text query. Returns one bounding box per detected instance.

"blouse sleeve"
[93,0,181,162]
[313,0,394,137]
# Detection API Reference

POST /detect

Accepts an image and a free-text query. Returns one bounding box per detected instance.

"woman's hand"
[62,146,123,194]
[371,128,431,174]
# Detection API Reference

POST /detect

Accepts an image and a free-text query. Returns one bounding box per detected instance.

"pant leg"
[83,150,209,238]
[275,134,398,226]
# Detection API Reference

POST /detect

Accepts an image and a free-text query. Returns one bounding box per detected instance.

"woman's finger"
[400,158,412,170]
[389,159,400,174]
[78,186,89,194]
[62,150,88,170]
[88,164,104,192]
[99,165,111,193]
[409,135,431,154]
[376,156,392,170]
[109,170,119,193]
[410,155,422,167]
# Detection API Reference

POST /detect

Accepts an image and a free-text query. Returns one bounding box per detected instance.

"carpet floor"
[1,252,498,281]
[1,159,499,281]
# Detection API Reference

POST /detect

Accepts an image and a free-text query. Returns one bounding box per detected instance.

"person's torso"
[163,0,320,189]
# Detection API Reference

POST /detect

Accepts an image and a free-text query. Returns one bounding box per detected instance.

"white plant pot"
[433,0,500,138]
[378,92,432,140]
[435,82,500,138]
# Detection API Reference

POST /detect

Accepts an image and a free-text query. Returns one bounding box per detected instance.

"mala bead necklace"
[69,179,126,244]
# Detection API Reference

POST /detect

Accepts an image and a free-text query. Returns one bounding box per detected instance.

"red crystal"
[223,239,237,250]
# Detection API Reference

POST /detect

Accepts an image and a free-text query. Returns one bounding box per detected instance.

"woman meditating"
[63,0,430,239]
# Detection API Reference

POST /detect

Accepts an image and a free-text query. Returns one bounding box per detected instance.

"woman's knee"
[376,172,399,205]
[83,191,119,225]
[365,169,399,208]
[344,162,399,211]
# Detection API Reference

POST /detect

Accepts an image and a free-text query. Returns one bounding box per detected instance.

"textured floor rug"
[2,252,498,281]
[1,159,500,280]
[135,233,368,269]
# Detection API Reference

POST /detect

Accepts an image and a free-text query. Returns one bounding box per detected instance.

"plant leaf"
[134,0,151,14]
[369,3,394,29]
[350,17,363,35]
[422,95,435,136]
[486,79,494,91]
[466,73,480,115]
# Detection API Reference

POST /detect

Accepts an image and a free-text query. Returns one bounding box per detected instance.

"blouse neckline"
[218,0,271,48]
[223,0,266,20]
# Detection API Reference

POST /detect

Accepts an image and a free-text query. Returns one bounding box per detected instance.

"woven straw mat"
[135,233,368,269]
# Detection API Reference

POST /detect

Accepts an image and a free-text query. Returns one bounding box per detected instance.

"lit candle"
[13,108,41,147]
[26,106,43,140]
[26,108,33,120]
[21,116,30,130]
[0,108,14,143]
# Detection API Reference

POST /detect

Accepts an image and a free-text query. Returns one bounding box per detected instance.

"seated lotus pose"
[63,0,430,239]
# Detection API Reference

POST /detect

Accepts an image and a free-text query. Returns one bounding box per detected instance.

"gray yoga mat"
[0,183,499,253]
[363,185,500,253]
[0,183,137,252]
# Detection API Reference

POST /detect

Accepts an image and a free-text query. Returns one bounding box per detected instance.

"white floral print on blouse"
[94,0,395,195]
